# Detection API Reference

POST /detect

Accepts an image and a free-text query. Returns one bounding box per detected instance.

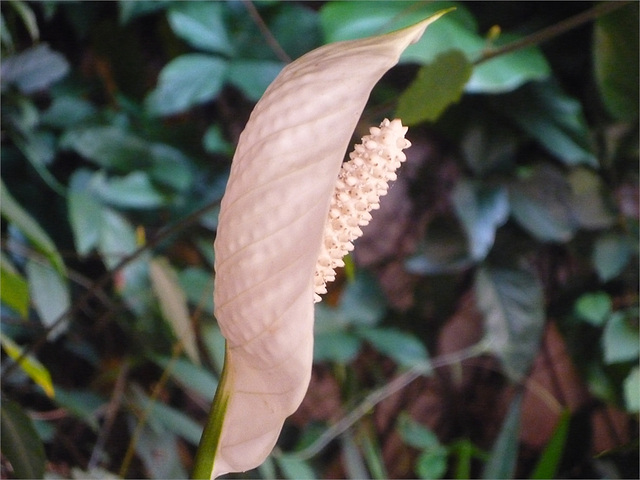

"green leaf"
[68,175,103,256]
[153,356,218,400]
[602,312,639,364]
[203,124,232,155]
[593,3,639,121]
[357,327,429,368]
[0,333,54,398]
[227,59,284,101]
[452,181,509,262]
[397,412,441,449]
[574,291,612,327]
[276,454,316,479]
[593,234,635,282]
[54,387,106,431]
[178,267,215,315]
[26,258,70,338]
[97,207,137,270]
[509,165,576,242]
[267,3,321,59]
[529,409,570,479]
[119,0,169,24]
[167,1,233,56]
[40,95,96,129]
[567,168,616,230]
[145,54,228,116]
[405,217,471,274]
[134,391,203,446]
[0,398,46,479]
[91,171,168,209]
[0,43,69,93]
[128,415,187,479]
[0,254,29,317]
[148,143,194,192]
[313,330,361,363]
[0,179,65,274]
[396,50,471,125]
[320,2,477,62]
[469,35,550,93]
[482,392,522,479]
[61,126,151,172]
[416,447,448,479]
[476,266,545,380]
[320,1,549,92]
[149,257,200,365]
[494,81,597,167]
[623,366,640,412]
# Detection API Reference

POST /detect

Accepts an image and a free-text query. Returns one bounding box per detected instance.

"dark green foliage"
[1,1,637,478]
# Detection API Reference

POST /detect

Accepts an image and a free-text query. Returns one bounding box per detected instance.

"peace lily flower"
[193,11,449,479]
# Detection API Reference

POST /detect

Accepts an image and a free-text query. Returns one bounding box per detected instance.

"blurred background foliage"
[0,1,638,478]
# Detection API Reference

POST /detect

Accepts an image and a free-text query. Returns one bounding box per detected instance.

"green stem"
[191,345,231,479]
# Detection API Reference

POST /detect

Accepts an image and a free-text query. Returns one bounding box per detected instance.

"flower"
[314,118,411,301]
[193,12,449,479]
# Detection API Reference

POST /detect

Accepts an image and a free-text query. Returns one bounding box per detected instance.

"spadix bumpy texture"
[314,119,410,302]
[206,13,445,479]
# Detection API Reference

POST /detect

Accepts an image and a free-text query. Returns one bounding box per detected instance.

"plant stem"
[291,343,487,461]
[475,1,632,65]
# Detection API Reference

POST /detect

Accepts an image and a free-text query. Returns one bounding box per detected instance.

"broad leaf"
[227,59,284,102]
[40,95,96,129]
[356,327,429,369]
[320,1,549,93]
[153,356,218,401]
[508,165,576,243]
[128,415,187,479]
[602,312,639,364]
[0,43,69,93]
[0,398,46,479]
[397,412,441,449]
[26,258,70,339]
[493,81,597,167]
[593,3,639,121]
[593,234,635,282]
[91,171,168,209]
[145,54,227,116]
[574,292,611,327]
[275,454,316,480]
[61,126,151,172]
[194,12,449,478]
[168,2,233,56]
[452,180,509,262]
[476,266,544,380]
[396,50,472,125]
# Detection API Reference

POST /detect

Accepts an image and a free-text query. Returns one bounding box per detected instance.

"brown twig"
[242,0,291,63]
[475,1,632,65]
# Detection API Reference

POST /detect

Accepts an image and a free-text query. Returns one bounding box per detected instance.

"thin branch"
[475,1,631,65]
[291,343,488,461]
[242,0,291,63]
